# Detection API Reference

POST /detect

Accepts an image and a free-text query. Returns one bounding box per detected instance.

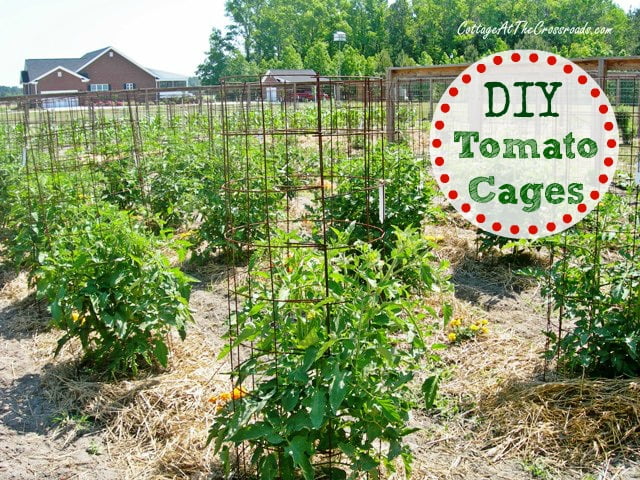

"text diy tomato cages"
[429,50,619,239]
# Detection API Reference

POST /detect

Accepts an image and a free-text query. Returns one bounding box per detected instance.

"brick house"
[21,47,188,99]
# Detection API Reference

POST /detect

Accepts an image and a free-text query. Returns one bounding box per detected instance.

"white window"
[90,84,109,92]
[109,51,114,57]
[57,71,62,77]
[124,83,135,90]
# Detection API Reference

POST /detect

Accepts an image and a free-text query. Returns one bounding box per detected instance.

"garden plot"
[0,85,638,479]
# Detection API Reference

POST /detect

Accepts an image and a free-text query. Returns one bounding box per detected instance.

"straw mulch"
[39,325,229,479]
[479,378,640,466]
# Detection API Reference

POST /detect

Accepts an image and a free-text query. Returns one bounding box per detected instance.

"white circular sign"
[430,50,618,239]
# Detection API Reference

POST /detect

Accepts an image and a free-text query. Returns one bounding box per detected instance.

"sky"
[1,0,639,87]
[0,0,229,86]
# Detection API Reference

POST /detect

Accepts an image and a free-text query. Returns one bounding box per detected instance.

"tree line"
[197,0,640,84]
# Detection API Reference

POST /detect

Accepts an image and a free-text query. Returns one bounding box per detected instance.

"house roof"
[24,57,87,81]
[22,47,188,84]
[147,68,189,82]
[262,69,319,83]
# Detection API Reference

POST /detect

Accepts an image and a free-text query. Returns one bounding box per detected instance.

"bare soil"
[0,268,117,479]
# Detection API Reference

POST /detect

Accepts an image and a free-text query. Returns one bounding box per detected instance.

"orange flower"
[209,386,248,406]
[232,386,248,400]
[208,392,231,403]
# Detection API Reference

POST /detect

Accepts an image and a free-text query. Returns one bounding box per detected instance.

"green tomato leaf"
[310,388,327,429]
[329,370,349,413]
[154,339,169,367]
[259,453,278,480]
[422,374,440,410]
[285,435,314,480]
[229,422,273,443]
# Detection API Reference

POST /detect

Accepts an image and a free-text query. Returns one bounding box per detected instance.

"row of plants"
[0,116,204,375]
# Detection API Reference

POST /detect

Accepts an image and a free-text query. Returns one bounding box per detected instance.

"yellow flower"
[480,326,489,335]
[447,332,457,342]
[479,319,489,326]
[450,318,462,328]
[424,235,445,243]
[470,324,480,332]
[232,386,248,400]
[71,311,80,322]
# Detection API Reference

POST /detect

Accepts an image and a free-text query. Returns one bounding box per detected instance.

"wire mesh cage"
[218,74,395,477]
[0,87,230,372]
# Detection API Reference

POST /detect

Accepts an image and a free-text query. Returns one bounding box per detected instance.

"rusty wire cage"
[0,87,231,264]
[219,75,391,476]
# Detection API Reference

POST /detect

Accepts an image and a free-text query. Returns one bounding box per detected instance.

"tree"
[417,51,434,66]
[630,8,640,55]
[223,50,260,78]
[386,0,415,60]
[395,50,417,67]
[304,41,334,75]
[225,0,262,60]
[0,86,21,97]
[197,28,233,85]
[341,45,367,76]
[279,43,304,69]
[374,49,394,73]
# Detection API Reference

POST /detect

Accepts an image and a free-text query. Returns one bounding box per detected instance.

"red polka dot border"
[430,50,618,239]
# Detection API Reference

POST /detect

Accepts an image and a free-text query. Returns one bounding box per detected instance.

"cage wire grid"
[217,74,393,477]
[0,63,638,477]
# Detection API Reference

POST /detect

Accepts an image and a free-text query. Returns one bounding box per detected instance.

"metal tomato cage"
[220,74,386,476]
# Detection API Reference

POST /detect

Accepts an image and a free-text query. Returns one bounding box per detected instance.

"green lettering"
[543,139,561,159]
[567,183,584,204]
[520,183,543,213]
[498,184,517,204]
[577,138,597,158]
[503,138,540,159]
[480,138,500,158]
[469,176,495,203]
[535,81,562,117]
[513,82,534,118]
[454,131,479,158]
[563,132,575,159]
[485,82,510,117]
[545,183,565,204]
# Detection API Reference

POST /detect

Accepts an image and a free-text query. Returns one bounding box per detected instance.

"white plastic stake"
[378,181,386,224]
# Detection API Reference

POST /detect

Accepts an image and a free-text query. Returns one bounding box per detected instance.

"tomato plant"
[208,226,451,478]
[523,194,640,377]
[34,203,196,375]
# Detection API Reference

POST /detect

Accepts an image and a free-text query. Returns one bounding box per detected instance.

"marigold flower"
[209,386,248,405]
[450,318,462,328]
[71,311,80,322]
[470,324,480,332]
[447,332,457,342]
[232,386,248,400]
[480,326,489,335]
[479,319,489,326]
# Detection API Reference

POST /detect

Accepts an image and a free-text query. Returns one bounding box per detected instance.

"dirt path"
[0,266,118,480]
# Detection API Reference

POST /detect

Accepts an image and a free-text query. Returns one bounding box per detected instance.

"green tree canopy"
[198,0,635,84]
